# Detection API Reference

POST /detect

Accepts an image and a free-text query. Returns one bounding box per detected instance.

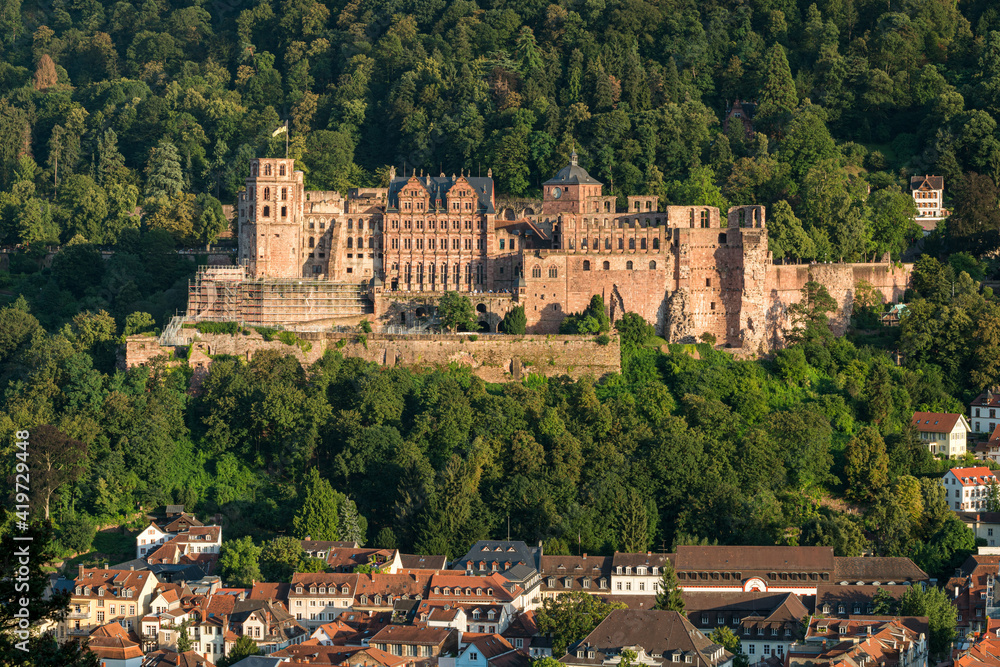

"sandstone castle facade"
[185,154,910,352]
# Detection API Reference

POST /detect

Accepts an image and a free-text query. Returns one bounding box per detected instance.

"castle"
[184,154,910,352]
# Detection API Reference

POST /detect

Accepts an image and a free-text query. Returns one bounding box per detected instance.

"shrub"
[468,334,479,341]
[195,321,240,335]
[596,334,611,345]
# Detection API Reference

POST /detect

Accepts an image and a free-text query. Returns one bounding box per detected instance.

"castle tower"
[541,150,603,216]
[237,158,304,279]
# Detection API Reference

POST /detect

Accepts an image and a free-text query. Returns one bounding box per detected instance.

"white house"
[288,573,359,627]
[137,523,171,558]
[440,633,527,667]
[942,467,999,512]
[609,552,673,596]
[911,412,970,458]
[911,175,947,234]
[970,390,1000,435]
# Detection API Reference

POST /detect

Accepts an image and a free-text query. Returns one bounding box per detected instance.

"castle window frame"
[281,206,287,217]
[347,238,353,248]
[629,238,635,250]
[606,238,612,250]
[641,238,647,250]
[700,210,710,228]
[281,187,287,200]
[653,238,660,249]
[264,164,272,176]
[650,261,657,269]
[263,206,270,217]
[500,240,505,250]
[279,164,286,176]
[309,238,314,248]
[626,261,633,270]
[548,266,557,278]
[263,187,270,201]
[348,219,353,230]
[583,260,591,271]
[603,261,610,270]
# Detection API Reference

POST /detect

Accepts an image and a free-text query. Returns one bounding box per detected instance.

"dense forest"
[1,0,1000,260]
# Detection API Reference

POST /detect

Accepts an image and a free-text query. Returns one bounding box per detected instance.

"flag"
[272,122,287,137]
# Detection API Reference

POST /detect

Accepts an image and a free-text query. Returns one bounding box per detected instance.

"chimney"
[78,564,84,578]
[583,553,587,559]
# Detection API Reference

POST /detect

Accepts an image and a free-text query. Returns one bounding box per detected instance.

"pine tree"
[338,498,366,546]
[144,140,184,200]
[758,44,798,132]
[176,620,193,652]
[375,526,398,549]
[293,468,341,540]
[654,559,685,612]
[96,129,125,186]
[34,54,57,90]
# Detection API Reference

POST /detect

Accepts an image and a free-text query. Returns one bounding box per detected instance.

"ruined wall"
[120,335,177,369]
[762,262,912,350]
[123,332,619,382]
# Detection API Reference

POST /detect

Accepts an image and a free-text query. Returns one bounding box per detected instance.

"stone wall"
[120,335,177,368]
[123,332,620,382]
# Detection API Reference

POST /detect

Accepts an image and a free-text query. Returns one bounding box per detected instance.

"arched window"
[653,238,660,250]
[738,210,746,227]
[641,238,647,249]
[532,265,541,278]
[348,219,353,230]
[701,210,710,228]
[368,237,375,248]
[626,260,633,270]
[263,187,270,200]
[357,237,363,248]
[583,260,591,271]
[649,261,657,269]
[251,163,258,176]
[262,205,270,217]
[308,237,315,248]
[347,237,353,248]
[629,238,635,250]
[264,164,272,176]
[603,261,610,270]
[279,164,286,176]
[548,266,557,278]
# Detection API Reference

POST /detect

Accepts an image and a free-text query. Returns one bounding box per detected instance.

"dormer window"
[296,587,303,594]
[839,626,847,635]
[319,587,326,594]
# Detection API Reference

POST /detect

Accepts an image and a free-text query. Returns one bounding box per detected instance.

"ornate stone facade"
[225,155,910,349]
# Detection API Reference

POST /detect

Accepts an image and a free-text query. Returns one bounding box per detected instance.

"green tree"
[338,498,367,546]
[898,584,957,658]
[124,312,156,336]
[217,537,263,588]
[710,626,747,667]
[615,312,655,348]
[217,635,261,667]
[260,536,305,583]
[375,526,397,549]
[844,426,890,503]
[768,200,816,261]
[871,587,897,615]
[293,468,342,540]
[536,592,627,656]
[176,620,193,652]
[436,291,478,332]
[654,559,685,612]
[0,297,41,363]
[30,425,87,520]
[501,305,527,334]
[144,140,185,200]
[786,281,837,344]
[758,44,798,132]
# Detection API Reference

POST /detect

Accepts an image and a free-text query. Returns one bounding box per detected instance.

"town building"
[609,552,674,596]
[454,541,540,574]
[537,554,612,602]
[948,552,1000,637]
[441,633,529,667]
[957,512,1000,547]
[288,573,360,627]
[683,591,808,661]
[369,623,459,664]
[911,175,947,233]
[971,390,1000,435]
[559,609,734,667]
[911,412,971,458]
[789,616,929,667]
[59,566,160,639]
[943,468,999,512]
[85,622,145,667]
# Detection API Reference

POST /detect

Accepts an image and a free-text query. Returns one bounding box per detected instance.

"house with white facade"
[911,412,970,458]
[137,523,172,559]
[943,467,999,512]
[956,512,1000,547]
[289,573,359,627]
[911,175,947,234]
[971,390,1000,435]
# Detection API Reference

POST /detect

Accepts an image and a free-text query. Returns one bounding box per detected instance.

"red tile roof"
[949,467,998,487]
[912,411,965,433]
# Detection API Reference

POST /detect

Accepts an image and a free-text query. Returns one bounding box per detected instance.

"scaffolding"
[186,265,373,327]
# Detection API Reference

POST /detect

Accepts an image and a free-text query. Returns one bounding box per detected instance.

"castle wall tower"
[237,158,303,279]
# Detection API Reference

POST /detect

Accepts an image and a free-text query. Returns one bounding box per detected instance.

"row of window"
[974,408,996,418]
[251,163,287,177]
[391,219,480,230]
[402,201,475,211]
[391,238,479,251]
[574,237,659,250]
[581,260,658,271]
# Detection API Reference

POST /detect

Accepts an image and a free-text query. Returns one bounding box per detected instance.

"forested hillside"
[1,0,1000,261]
